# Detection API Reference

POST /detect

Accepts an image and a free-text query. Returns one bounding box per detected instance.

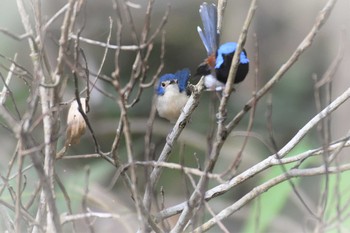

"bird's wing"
[175,68,191,93]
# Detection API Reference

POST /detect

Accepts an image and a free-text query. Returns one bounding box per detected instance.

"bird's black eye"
[161,82,166,87]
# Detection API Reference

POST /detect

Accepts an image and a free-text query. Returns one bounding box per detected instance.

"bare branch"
[192,164,350,233]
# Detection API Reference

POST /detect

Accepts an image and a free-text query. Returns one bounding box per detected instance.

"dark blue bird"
[196,2,249,91]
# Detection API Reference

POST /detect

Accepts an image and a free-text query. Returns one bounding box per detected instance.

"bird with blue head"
[156,68,191,123]
[196,2,249,91]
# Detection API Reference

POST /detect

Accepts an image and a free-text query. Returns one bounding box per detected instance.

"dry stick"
[142,78,205,212]
[325,167,350,230]
[69,34,144,50]
[156,83,350,223]
[87,17,113,95]
[118,98,163,232]
[0,143,20,197]
[184,167,229,233]
[127,29,167,108]
[15,149,25,233]
[63,157,223,183]
[315,30,345,232]
[240,83,350,194]
[278,137,350,166]
[69,4,169,53]
[0,29,32,41]
[0,54,17,103]
[192,164,350,233]
[55,174,77,232]
[61,212,121,225]
[112,1,151,231]
[42,3,69,33]
[25,181,41,210]
[105,6,146,218]
[0,104,20,134]
[141,30,166,201]
[266,92,319,219]
[0,54,33,81]
[217,0,227,34]
[223,96,257,177]
[121,1,170,108]
[24,136,62,233]
[226,0,338,133]
[49,0,78,229]
[0,44,21,132]
[227,31,260,176]
[0,198,41,230]
[72,54,101,155]
[170,1,257,232]
[313,75,331,233]
[82,167,94,233]
[0,74,22,121]
[38,0,76,230]
[157,136,350,226]
[223,32,260,177]
[121,0,140,45]
[119,0,143,97]
[331,131,350,233]
[110,117,123,164]
[143,95,159,190]
[110,0,123,162]
[315,29,345,89]
[88,8,150,221]
[141,0,155,43]
[140,30,166,89]
[0,54,22,132]
[33,0,43,50]
[118,98,150,232]
[15,0,68,232]
[191,0,340,220]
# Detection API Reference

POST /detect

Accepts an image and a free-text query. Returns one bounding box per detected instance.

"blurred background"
[0,0,350,232]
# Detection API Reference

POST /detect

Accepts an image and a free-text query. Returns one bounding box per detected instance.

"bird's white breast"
[204,74,225,91]
[156,84,189,123]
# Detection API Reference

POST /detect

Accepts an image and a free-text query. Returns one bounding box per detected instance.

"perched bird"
[196,2,249,91]
[156,68,191,123]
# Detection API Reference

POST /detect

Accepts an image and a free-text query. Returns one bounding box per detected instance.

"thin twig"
[170,1,257,231]
[192,163,350,233]
[156,84,350,221]
[142,78,205,213]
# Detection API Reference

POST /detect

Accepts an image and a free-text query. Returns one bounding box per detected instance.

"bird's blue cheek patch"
[156,86,165,95]
[240,53,249,64]
[215,55,224,69]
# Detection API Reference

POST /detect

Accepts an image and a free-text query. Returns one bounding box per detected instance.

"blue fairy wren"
[156,68,191,123]
[196,2,249,91]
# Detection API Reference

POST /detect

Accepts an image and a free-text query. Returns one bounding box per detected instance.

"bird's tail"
[197,2,218,56]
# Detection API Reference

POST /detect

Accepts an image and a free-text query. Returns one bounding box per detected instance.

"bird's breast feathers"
[204,74,225,91]
[156,85,189,123]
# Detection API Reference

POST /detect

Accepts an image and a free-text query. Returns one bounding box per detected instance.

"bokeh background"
[0,0,350,232]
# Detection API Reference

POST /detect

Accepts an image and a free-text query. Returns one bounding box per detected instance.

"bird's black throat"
[215,50,249,84]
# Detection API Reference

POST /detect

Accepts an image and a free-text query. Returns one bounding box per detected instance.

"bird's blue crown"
[156,68,190,96]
